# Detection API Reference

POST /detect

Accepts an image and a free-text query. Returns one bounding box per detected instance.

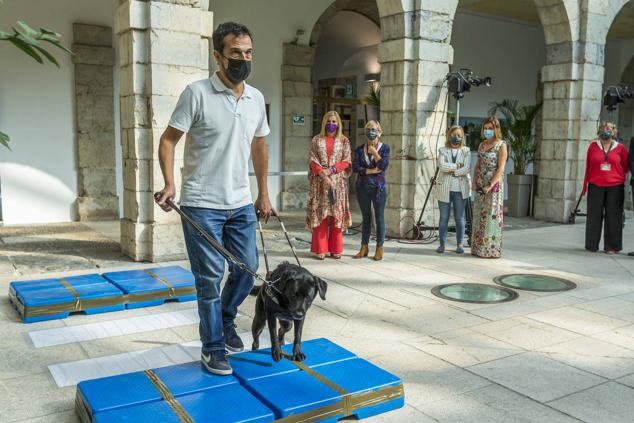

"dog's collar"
[264,278,284,306]
[264,284,280,305]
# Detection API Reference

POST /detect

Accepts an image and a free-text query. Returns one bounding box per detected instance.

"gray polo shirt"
[168,72,270,209]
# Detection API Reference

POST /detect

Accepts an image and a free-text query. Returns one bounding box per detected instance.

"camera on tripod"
[447,68,492,100]
[603,84,634,111]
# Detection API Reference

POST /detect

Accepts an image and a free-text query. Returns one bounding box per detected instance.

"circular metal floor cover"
[494,274,577,292]
[431,283,518,304]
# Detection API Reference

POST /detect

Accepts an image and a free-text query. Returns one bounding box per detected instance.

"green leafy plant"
[0,15,72,150]
[0,131,8,150]
[364,82,380,107]
[488,99,542,175]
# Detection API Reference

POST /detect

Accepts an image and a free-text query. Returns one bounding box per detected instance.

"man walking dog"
[156,22,273,375]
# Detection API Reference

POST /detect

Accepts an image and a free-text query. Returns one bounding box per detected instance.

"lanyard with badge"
[600,141,614,172]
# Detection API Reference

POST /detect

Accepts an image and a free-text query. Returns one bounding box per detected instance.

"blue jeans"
[356,185,387,246]
[438,191,465,246]
[181,204,258,353]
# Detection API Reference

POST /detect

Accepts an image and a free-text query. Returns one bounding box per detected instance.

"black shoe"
[436,245,445,254]
[628,252,634,257]
[201,350,232,375]
[224,324,244,352]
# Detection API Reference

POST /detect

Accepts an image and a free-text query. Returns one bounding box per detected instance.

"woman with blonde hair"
[582,121,629,253]
[471,116,508,258]
[306,111,352,259]
[352,120,390,260]
[433,125,471,254]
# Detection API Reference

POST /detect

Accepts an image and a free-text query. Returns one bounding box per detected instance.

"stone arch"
[310,0,380,47]
[279,0,381,211]
[534,0,576,64]
[377,0,576,230]
[600,0,632,44]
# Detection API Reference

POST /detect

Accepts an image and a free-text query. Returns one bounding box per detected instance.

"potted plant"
[364,82,380,122]
[488,99,542,217]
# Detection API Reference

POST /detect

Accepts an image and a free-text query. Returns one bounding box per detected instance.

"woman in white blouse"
[433,125,471,254]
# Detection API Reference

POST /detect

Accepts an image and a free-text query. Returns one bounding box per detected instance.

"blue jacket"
[352,143,390,190]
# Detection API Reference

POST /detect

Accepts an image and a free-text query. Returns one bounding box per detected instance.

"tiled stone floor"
[1,212,634,422]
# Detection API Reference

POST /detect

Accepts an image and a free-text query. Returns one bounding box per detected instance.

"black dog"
[250,262,327,362]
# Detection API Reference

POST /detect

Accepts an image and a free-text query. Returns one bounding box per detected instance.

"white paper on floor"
[29,309,201,348]
[48,332,270,387]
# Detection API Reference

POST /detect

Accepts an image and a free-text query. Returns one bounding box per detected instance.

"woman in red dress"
[306,111,352,260]
[582,121,630,253]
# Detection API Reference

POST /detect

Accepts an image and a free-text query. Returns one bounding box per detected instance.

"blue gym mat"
[102,266,197,309]
[75,338,405,422]
[8,266,197,323]
[9,274,125,323]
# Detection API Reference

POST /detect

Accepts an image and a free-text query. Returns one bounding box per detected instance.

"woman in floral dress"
[306,110,352,259]
[471,117,508,258]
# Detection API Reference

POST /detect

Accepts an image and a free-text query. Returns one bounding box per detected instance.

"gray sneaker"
[456,245,464,254]
[224,324,244,352]
[436,245,445,254]
[201,350,232,376]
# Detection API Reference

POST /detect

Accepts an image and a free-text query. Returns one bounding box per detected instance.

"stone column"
[280,43,314,210]
[378,1,457,236]
[533,1,610,222]
[116,0,213,261]
[73,24,119,221]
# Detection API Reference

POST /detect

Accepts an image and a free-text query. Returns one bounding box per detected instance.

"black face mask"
[222,57,251,85]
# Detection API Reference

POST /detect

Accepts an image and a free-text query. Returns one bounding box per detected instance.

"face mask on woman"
[451,136,462,146]
[599,130,613,141]
[326,123,338,133]
[366,129,378,140]
[483,129,495,140]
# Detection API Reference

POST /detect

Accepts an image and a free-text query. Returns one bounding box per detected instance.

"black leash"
[155,193,284,298]
[257,213,302,279]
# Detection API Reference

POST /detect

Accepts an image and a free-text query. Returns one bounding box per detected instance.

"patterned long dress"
[471,140,504,258]
[305,135,352,231]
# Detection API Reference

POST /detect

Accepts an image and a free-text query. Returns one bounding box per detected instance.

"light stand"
[411,69,491,241]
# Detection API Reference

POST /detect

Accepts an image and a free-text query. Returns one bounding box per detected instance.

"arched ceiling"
[316,10,381,50]
[459,0,634,39]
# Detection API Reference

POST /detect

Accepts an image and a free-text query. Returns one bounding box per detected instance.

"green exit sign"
[345,83,354,97]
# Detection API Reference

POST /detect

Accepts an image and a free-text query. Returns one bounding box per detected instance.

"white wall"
[313,10,381,148]
[0,0,120,224]
[210,0,333,209]
[451,11,546,119]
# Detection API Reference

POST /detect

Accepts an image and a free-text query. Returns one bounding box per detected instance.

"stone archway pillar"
[378,1,458,236]
[73,23,119,221]
[116,0,213,261]
[533,0,613,222]
[280,43,314,211]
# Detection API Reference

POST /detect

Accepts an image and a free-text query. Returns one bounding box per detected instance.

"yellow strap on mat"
[144,369,194,423]
[60,278,82,311]
[273,353,405,422]
[145,269,176,297]
[13,272,196,318]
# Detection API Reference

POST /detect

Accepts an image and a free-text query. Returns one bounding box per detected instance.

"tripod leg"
[465,197,473,246]
[415,167,440,227]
